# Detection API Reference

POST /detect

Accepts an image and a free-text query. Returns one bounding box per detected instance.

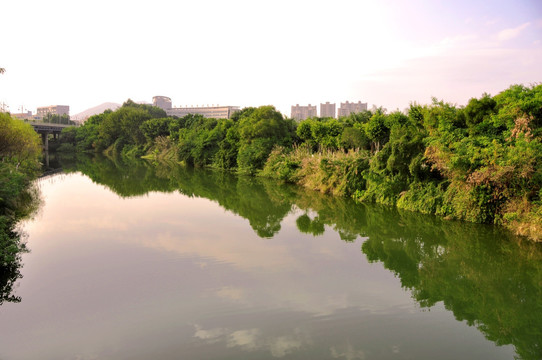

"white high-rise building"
[320,102,336,118]
[291,104,317,121]
[337,101,368,117]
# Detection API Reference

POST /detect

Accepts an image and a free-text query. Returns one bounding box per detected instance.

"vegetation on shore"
[57,84,542,241]
[0,113,42,303]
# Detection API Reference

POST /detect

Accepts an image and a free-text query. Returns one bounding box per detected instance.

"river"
[0,155,540,360]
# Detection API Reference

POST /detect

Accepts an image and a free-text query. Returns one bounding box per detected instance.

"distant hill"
[72,102,121,122]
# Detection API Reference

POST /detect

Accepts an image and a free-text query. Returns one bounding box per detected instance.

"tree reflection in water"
[59,154,541,360]
[0,183,40,305]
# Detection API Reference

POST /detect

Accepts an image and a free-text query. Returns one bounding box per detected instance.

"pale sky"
[1,0,541,117]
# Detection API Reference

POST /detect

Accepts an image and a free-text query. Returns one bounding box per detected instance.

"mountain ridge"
[72,102,121,122]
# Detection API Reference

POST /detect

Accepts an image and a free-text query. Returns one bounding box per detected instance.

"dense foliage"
[58,84,542,240]
[0,113,42,304]
[60,101,296,173]
[42,113,75,125]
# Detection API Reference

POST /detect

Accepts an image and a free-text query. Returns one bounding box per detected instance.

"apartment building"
[320,102,336,118]
[36,105,69,119]
[337,101,368,117]
[291,104,317,121]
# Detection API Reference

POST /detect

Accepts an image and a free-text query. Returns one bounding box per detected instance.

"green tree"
[43,113,74,125]
[464,93,497,133]
[0,112,41,305]
[311,119,343,150]
[0,113,41,169]
[237,106,295,172]
[340,126,368,150]
[296,119,316,149]
[121,99,167,118]
[365,111,389,152]
[140,118,173,143]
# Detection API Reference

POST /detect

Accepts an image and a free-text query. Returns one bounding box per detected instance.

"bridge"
[30,123,74,151]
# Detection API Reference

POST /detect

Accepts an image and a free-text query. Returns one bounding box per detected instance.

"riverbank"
[5,156,540,360]
[0,113,42,303]
[258,145,542,242]
[56,84,542,241]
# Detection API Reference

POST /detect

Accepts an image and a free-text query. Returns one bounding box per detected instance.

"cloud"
[194,325,229,343]
[348,27,542,111]
[498,22,531,41]
[330,342,366,360]
[194,325,310,358]
[227,329,261,351]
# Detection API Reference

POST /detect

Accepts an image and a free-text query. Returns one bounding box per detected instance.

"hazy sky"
[1,0,541,117]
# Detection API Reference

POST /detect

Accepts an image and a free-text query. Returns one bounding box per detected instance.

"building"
[291,104,317,121]
[166,106,240,119]
[337,101,367,117]
[152,96,172,110]
[153,96,239,119]
[11,111,34,120]
[320,102,336,118]
[37,105,69,119]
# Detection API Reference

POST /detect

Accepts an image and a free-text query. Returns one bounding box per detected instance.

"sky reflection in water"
[0,157,538,359]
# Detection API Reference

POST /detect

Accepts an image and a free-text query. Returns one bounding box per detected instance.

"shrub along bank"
[58,85,542,241]
[0,113,42,303]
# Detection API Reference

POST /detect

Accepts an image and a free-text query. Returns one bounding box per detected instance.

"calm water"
[0,155,540,360]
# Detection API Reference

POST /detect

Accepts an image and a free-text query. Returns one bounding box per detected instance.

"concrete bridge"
[30,123,74,151]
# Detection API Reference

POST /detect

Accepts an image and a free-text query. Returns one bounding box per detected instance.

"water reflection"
[62,155,296,238]
[363,209,542,359]
[0,224,28,305]
[62,155,541,358]
[28,155,542,359]
[0,181,40,305]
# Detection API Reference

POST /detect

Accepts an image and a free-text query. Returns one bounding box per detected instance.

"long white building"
[166,106,240,119]
[152,96,239,119]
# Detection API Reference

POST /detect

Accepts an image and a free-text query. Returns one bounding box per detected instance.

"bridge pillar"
[44,150,49,168]
[41,132,49,151]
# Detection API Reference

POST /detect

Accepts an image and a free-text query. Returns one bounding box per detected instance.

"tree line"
[57,84,542,241]
[42,113,75,125]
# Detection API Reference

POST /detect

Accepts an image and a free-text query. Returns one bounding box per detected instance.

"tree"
[365,112,389,152]
[140,118,173,143]
[0,113,41,168]
[43,113,73,125]
[341,126,368,150]
[310,119,343,150]
[121,99,167,118]
[236,106,295,172]
[464,93,497,129]
[296,119,315,147]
